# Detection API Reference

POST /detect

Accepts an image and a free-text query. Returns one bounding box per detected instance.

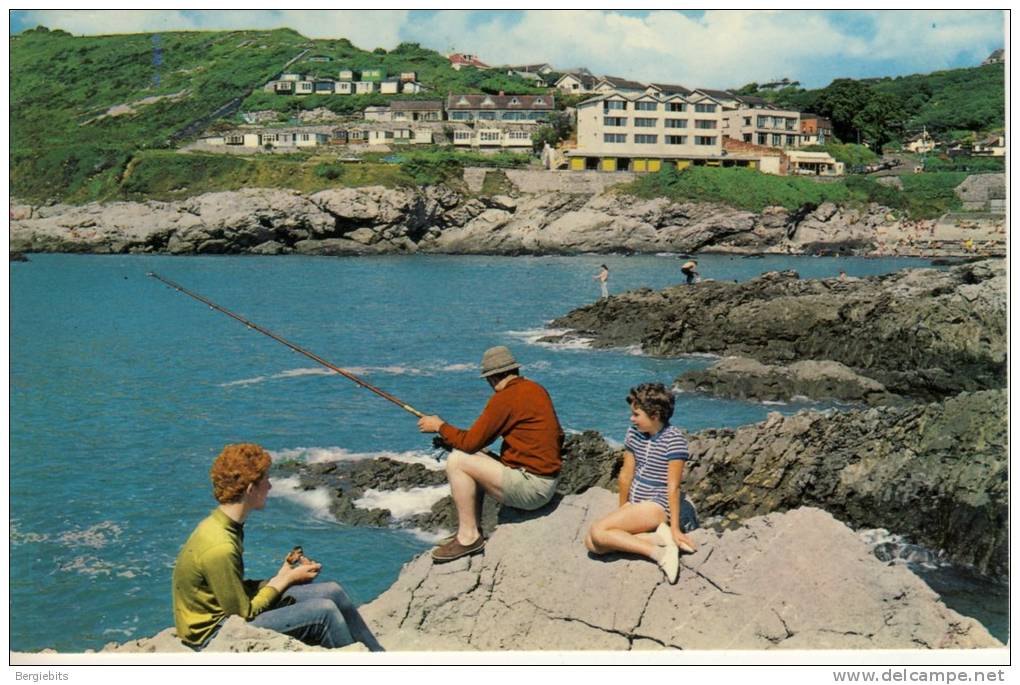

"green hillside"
[9,28,544,202]
[739,63,1004,148]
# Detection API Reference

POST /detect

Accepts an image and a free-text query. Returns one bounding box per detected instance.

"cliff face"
[10,186,908,257]
[547,260,1006,400]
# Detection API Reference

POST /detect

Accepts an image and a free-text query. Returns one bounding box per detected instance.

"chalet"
[451,123,533,149]
[314,79,336,95]
[364,106,391,122]
[399,71,417,82]
[202,129,329,149]
[503,63,554,75]
[380,78,401,95]
[338,68,355,81]
[786,150,844,176]
[448,53,489,70]
[555,71,598,94]
[445,93,554,123]
[360,68,386,82]
[904,130,935,154]
[402,81,427,94]
[390,100,443,122]
[308,54,332,62]
[334,81,353,95]
[983,49,1004,65]
[972,133,1005,157]
[354,81,375,95]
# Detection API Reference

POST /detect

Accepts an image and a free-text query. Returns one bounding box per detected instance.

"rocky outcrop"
[10,184,915,257]
[675,356,902,405]
[547,260,1006,400]
[360,489,1000,650]
[683,389,1008,579]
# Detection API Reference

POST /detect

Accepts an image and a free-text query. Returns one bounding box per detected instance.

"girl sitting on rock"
[584,383,697,583]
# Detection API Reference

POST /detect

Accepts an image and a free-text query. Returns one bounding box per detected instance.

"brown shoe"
[431,535,486,563]
[437,530,483,546]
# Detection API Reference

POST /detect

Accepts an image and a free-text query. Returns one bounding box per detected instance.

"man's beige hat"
[480,346,520,378]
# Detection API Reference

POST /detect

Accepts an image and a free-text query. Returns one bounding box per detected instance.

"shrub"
[314,162,344,180]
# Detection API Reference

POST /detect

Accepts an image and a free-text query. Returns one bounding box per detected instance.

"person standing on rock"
[681,259,699,285]
[584,383,696,583]
[594,264,610,299]
[417,346,564,563]
[172,443,385,651]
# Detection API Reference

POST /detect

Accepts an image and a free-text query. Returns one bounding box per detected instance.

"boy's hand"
[418,415,444,433]
[277,559,321,585]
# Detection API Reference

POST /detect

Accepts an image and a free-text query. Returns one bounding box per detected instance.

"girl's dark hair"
[626,383,675,423]
[601,264,608,269]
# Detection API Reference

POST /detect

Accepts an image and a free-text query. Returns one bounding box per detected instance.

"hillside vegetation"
[739,63,1004,148]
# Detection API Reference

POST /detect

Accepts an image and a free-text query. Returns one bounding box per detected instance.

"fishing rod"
[148,271,429,415]
[147,272,496,459]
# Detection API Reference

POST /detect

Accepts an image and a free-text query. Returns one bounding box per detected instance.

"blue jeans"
[251,581,384,651]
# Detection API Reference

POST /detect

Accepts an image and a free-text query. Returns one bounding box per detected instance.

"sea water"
[10,253,1004,650]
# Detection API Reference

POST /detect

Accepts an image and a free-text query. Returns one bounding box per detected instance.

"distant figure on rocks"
[172,443,384,652]
[585,383,696,583]
[681,259,699,285]
[594,264,610,299]
[838,270,849,281]
[417,346,564,563]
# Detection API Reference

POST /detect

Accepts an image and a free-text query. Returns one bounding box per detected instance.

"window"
[510,131,530,140]
[772,134,783,146]
[668,102,687,112]
[743,117,751,126]
[757,116,768,128]
[451,111,471,120]
[603,117,627,127]
[757,133,767,145]
[787,135,797,146]
[695,103,717,113]
[604,100,626,110]
[694,136,716,145]
[455,131,472,140]
[635,134,658,144]
[785,119,796,131]
[635,118,657,127]
[480,131,500,142]
[226,135,244,145]
[666,135,687,145]
[301,134,310,142]
[503,112,527,120]
[476,111,497,120]
[535,97,545,105]
[510,97,520,105]
[635,101,658,111]
[665,119,687,129]
[695,120,717,129]
[604,133,626,143]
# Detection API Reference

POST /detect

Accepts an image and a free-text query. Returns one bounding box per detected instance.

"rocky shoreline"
[9,182,1005,258]
[545,260,1006,402]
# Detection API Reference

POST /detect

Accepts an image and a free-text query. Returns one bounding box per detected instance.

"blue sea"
[9,253,1005,650]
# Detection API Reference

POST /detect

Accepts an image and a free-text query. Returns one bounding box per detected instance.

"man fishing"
[417,346,564,562]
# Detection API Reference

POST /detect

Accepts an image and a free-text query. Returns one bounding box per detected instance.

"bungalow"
[402,81,427,94]
[399,71,417,82]
[314,79,336,95]
[786,150,844,176]
[334,81,353,95]
[279,73,302,81]
[507,70,546,85]
[451,123,533,149]
[390,100,443,122]
[445,93,554,124]
[448,53,489,70]
[593,76,646,96]
[295,80,314,95]
[380,78,401,95]
[972,133,1005,157]
[359,68,386,82]
[504,63,554,75]
[364,106,392,121]
[354,81,375,94]
[904,130,936,154]
[202,129,330,149]
[268,80,294,94]
[555,71,598,94]
[338,68,355,81]
[308,54,332,62]
[331,122,438,146]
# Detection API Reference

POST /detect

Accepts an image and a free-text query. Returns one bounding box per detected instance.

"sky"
[8,9,1006,89]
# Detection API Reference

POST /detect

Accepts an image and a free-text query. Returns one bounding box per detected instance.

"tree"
[734,82,760,96]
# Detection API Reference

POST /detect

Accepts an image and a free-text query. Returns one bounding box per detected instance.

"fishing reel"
[430,436,453,462]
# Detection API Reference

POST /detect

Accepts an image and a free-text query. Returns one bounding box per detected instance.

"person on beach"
[417,346,564,563]
[584,383,697,583]
[680,259,699,285]
[172,443,384,651]
[594,264,610,299]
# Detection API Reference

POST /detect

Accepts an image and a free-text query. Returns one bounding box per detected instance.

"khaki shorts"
[500,464,559,510]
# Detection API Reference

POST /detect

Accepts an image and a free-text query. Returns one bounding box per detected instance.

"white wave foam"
[10,521,49,545]
[269,476,335,520]
[271,446,444,471]
[59,555,140,578]
[604,435,625,449]
[438,363,475,373]
[222,364,438,388]
[354,485,449,519]
[623,345,645,356]
[761,400,788,406]
[506,328,595,350]
[406,527,449,544]
[58,521,123,549]
[858,528,947,570]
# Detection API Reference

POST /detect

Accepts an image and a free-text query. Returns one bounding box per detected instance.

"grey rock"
[360,489,1000,650]
[550,261,1006,400]
[676,356,901,404]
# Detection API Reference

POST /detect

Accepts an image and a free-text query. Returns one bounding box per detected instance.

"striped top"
[625,424,689,516]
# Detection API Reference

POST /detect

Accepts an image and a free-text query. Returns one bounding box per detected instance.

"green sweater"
[171,508,280,646]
